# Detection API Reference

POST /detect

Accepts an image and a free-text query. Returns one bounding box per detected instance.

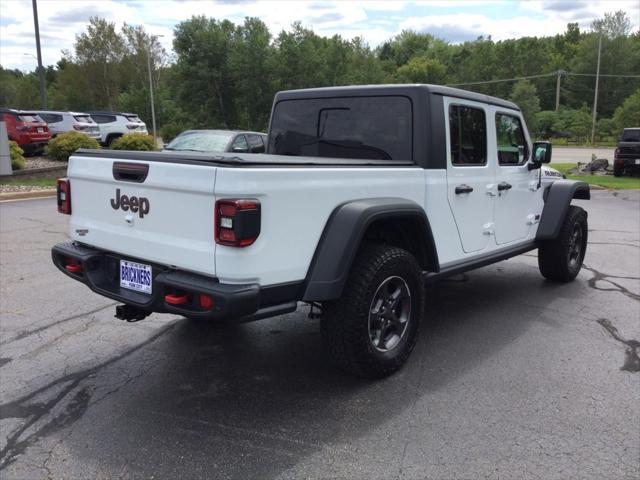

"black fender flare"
[536,180,590,241]
[302,198,439,302]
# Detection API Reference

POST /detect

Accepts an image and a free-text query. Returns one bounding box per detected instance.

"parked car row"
[2,107,270,156]
[1,108,149,153]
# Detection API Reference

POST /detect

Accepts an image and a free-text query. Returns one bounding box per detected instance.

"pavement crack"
[582,264,640,302]
[0,302,119,347]
[0,321,178,469]
[597,319,640,373]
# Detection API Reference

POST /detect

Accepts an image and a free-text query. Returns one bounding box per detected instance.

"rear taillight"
[614,147,620,160]
[215,199,261,247]
[57,178,71,214]
[73,124,88,131]
[126,124,138,130]
[16,125,29,131]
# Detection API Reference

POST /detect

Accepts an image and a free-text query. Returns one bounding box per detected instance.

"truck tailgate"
[67,154,217,276]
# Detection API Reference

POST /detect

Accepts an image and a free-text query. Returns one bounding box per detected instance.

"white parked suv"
[53,85,590,378]
[88,111,148,146]
[35,111,100,140]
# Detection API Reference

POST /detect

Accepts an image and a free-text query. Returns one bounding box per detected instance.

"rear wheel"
[321,244,424,378]
[538,205,588,282]
[613,163,624,177]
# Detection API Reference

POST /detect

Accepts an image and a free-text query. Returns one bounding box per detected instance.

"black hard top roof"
[274,84,520,110]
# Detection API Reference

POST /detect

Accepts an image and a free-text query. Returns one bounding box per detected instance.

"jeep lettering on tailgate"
[110,189,150,218]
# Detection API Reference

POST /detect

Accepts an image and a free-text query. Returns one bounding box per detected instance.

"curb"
[0,190,56,201]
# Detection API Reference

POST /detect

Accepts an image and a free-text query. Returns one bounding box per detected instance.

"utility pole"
[590,36,602,144]
[555,70,562,111]
[147,46,157,141]
[31,0,46,109]
[146,35,163,142]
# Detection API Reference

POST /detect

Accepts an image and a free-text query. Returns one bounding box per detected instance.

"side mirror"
[532,141,552,165]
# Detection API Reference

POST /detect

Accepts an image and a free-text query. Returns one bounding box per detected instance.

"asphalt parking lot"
[1,192,638,479]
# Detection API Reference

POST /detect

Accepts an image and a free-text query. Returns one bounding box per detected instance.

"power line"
[447,70,640,87]
[447,73,555,86]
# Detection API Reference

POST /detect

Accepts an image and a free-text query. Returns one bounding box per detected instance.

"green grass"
[552,163,640,189]
[0,178,57,187]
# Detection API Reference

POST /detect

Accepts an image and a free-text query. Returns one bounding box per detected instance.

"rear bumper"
[51,241,274,320]
[615,156,640,168]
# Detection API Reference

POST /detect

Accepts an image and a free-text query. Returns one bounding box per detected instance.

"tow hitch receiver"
[115,304,151,322]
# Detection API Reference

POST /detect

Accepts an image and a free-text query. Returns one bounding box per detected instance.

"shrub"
[46,131,100,162]
[159,123,186,144]
[9,140,25,170]
[110,132,157,151]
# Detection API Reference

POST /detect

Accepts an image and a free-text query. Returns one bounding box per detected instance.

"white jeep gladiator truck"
[52,85,590,378]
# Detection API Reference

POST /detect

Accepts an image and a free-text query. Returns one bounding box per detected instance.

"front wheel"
[538,205,588,282]
[321,244,424,378]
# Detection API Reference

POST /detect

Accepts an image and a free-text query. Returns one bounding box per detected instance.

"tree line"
[1,10,638,142]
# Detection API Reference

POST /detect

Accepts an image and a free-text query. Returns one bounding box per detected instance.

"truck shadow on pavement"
[54,265,559,478]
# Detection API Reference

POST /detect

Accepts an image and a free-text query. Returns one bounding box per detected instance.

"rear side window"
[40,113,63,123]
[247,134,265,153]
[495,113,528,165]
[74,115,94,123]
[91,114,116,124]
[125,115,142,123]
[269,96,413,161]
[449,105,487,166]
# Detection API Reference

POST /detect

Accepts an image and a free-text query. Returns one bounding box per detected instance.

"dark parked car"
[164,130,268,154]
[1,108,51,154]
[614,128,640,177]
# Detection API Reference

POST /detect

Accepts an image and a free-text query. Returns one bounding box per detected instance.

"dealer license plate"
[37,127,43,133]
[120,260,152,294]
[635,159,640,165]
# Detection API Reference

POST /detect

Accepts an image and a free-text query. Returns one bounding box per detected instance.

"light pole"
[147,35,163,142]
[31,0,46,109]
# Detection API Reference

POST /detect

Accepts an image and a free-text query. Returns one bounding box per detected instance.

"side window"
[231,135,249,152]
[91,115,116,124]
[449,105,487,166]
[495,113,528,165]
[247,134,265,153]
[39,113,53,123]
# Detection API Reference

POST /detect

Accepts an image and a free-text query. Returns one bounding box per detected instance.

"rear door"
[68,154,217,276]
[444,98,496,253]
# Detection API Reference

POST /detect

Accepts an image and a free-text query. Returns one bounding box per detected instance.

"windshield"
[74,115,95,124]
[18,114,42,123]
[165,131,235,152]
[269,96,413,161]
[125,115,143,123]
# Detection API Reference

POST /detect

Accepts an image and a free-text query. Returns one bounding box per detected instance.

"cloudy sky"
[1,0,638,71]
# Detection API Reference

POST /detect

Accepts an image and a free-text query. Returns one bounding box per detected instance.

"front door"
[493,111,537,244]
[445,99,496,253]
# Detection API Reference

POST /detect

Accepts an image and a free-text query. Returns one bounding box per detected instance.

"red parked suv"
[1,108,51,154]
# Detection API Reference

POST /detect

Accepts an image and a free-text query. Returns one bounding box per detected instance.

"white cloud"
[1,0,638,71]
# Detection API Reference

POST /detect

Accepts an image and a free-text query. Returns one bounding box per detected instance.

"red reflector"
[165,294,190,305]
[57,178,71,214]
[199,294,214,309]
[219,228,236,242]
[65,263,82,273]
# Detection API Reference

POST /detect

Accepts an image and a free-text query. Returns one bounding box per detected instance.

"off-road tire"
[613,164,623,177]
[538,205,588,282]
[321,243,424,379]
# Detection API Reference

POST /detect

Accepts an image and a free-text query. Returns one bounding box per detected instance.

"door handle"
[497,181,512,191]
[455,184,474,194]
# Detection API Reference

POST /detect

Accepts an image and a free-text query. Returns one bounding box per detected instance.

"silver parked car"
[35,111,101,140]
